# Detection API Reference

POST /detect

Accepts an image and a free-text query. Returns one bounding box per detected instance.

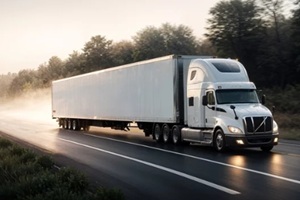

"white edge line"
[85,133,300,185]
[59,138,240,195]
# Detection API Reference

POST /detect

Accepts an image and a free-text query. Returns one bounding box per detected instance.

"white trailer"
[52,55,207,134]
[52,55,279,151]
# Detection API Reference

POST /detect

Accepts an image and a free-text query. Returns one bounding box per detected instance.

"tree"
[196,39,217,56]
[259,0,293,88]
[9,69,37,96]
[111,40,135,66]
[83,35,114,72]
[205,0,267,85]
[0,73,17,100]
[64,51,86,77]
[133,26,166,61]
[160,23,199,55]
[37,56,65,87]
[133,23,200,61]
[290,0,300,84]
[47,56,65,80]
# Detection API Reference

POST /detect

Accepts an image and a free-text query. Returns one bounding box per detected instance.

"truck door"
[205,90,217,128]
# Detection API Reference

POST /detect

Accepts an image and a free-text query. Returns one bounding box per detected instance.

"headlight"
[273,120,279,134]
[228,126,243,134]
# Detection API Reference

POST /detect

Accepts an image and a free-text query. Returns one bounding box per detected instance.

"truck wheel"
[260,145,273,152]
[154,124,163,142]
[171,125,181,144]
[214,129,226,152]
[162,124,171,143]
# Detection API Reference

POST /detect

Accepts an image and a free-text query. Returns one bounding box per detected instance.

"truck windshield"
[216,89,259,104]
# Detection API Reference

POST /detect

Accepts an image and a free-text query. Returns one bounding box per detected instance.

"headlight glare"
[273,120,279,134]
[228,126,242,134]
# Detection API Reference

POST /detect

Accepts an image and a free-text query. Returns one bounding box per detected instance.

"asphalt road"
[0,105,299,200]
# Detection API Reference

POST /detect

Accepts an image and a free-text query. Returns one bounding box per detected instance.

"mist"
[0,88,56,126]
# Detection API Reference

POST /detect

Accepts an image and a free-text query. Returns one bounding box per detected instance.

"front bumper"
[225,133,279,148]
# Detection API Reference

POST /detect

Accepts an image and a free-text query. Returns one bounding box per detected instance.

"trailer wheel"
[214,129,226,152]
[68,119,72,130]
[162,124,171,143]
[171,125,182,144]
[63,119,68,129]
[59,119,63,127]
[72,120,80,131]
[154,124,163,142]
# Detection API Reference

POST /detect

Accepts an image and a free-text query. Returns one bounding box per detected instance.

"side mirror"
[202,95,208,106]
[261,94,266,105]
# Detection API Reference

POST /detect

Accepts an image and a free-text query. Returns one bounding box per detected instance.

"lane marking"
[85,134,300,185]
[59,138,240,195]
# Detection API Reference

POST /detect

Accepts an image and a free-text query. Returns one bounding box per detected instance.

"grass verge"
[0,137,124,200]
[274,112,300,141]
[279,128,300,141]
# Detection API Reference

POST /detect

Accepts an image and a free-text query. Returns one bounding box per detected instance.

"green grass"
[273,112,300,141]
[0,137,124,200]
[279,128,300,141]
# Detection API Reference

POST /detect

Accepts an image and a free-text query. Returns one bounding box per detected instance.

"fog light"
[274,137,278,143]
[236,140,244,145]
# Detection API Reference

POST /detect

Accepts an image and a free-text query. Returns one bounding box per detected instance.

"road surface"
[0,99,299,200]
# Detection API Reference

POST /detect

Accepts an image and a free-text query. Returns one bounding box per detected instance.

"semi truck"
[52,55,279,151]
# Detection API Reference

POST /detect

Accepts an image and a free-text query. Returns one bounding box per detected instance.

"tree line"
[2,23,209,98]
[207,0,300,88]
[1,0,300,100]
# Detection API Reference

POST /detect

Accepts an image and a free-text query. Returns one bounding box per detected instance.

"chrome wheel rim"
[216,134,224,150]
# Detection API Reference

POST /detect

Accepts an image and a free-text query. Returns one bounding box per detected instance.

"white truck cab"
[182,58,279,151]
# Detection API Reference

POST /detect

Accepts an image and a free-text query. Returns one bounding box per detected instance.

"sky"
[0,0,221,74]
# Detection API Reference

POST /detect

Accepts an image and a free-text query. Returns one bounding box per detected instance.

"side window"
[206,91,215,105]
[190,70,197,80]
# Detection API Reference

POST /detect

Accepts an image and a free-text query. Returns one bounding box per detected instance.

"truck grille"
[244,116,272,134]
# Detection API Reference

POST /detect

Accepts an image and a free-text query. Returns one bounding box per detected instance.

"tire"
[72,120,80,131]
[214,129,226,152]
[68,119,72,130]
[153,124,163,142]
[162,124,171,143]
[171,125,182,145]
[260,145,273,152]
[63,119,68,129]
[59,119,63,128]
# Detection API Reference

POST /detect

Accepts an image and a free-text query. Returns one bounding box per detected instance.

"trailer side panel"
[52,56,179,123]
